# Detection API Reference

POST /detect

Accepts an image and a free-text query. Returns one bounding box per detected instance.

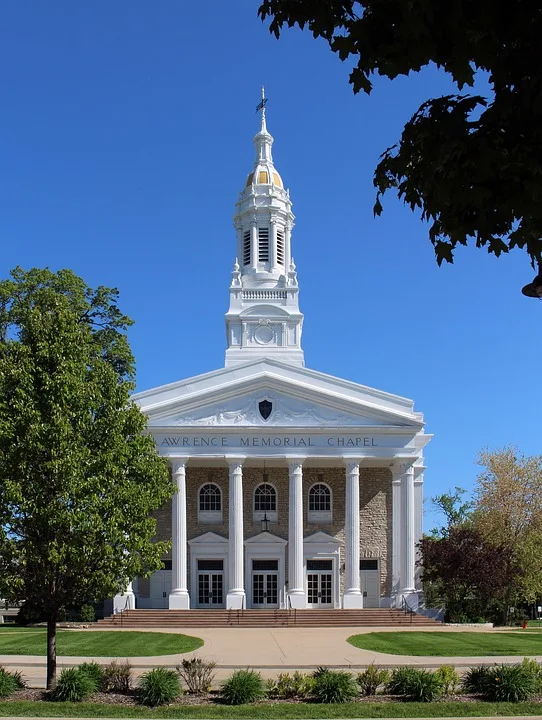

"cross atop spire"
[255,85,268,133]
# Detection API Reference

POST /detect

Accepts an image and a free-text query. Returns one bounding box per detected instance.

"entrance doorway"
[360,559,380,608]
[252,560,279,608]
[306,559,333,607]
[197,559,224,608]
[150,570,172,609]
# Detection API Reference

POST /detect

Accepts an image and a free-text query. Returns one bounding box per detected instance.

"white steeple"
[225,89,304,367]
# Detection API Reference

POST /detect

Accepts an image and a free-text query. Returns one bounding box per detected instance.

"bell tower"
[225,89,304,367]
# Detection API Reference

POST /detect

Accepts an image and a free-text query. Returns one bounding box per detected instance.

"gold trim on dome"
[272,172,282,188]
[258,170,269,184]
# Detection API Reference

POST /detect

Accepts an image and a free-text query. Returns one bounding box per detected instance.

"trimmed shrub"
[434,665,459,695]
[78,662,103,692]
[101,659,132,693]
[0,673,18,699]
[221,669,265,705]
[50,668,95,702]
[138,668,181,707]
[387,667,442,702]
[357,664,390,696]
[483,663,537,702]
[311,669,358,704]
[271,671,313,699]
[461,665,492,694]
[176,657,216,694]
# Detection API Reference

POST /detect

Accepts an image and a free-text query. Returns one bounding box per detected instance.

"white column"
[288,460,306,608]
[391,470,402,606]
[414,471,424,591]
[169,459,190,609]
[227,458,246,609]
[399,461,416,595]
[343,459,363,608]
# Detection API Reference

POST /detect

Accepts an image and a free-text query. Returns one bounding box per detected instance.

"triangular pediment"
[134,359,424,431]
[188,532,227,545]
[245,531,287,546]
[304,531,342,546]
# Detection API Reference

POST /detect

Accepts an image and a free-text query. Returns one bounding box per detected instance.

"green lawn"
[0,701,541,718]
[347,631,542,656]
[0,630,202,656]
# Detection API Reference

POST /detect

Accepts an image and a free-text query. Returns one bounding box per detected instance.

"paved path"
[1,626,541,688]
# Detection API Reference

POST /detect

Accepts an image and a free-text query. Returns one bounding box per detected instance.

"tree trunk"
[46,613,57,690]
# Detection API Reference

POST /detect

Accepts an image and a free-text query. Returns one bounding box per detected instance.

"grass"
[347,631,542,656]
[0,630,202,656]
[0,700,542,718]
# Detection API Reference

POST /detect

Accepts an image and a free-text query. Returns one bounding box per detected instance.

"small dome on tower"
[245,167,283,188]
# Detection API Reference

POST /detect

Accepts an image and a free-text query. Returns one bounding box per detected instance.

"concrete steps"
[97,608,441,628]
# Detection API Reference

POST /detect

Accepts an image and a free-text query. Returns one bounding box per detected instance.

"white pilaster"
[343,459,363,608]
[169,459,190,609]
[227,458,246,609]
[113,581,135,613]
[288,459,306,608]
[414,471,424,590]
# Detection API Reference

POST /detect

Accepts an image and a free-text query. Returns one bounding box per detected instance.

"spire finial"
[255,85,268,133]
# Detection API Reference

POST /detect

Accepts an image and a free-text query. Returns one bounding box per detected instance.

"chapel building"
[122,100,430,612]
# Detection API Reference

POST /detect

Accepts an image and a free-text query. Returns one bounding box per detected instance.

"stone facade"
[145,465,392,602]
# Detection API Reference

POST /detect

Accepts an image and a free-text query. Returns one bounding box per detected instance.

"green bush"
[79,604,96,623]
[461,665,492,694]
[176,657,216,694]
[138,668,181,707]
[311,669,358,704]
[78,662,103,692]
[0,666,25,690]
[220,669,265,705]
[0,673,18,699]
[357,664,390,696]
[434,665,459,695]
[50,668,96,702]
[101,659,132,692]
[270,671,313,699]
[387,667,442,702]
[521,658,542,692]
[482,664,537,702]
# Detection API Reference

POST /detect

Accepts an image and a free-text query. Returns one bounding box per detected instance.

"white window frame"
[253,482,278,523]
[308,482,332,524]
[198,483,223,524]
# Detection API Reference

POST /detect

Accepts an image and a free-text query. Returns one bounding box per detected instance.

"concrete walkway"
[1,626,541,688]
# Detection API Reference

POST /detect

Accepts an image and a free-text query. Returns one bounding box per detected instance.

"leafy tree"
[473,447,542,618]
[0,268,173,689]
[430,487,472,538]
[419,526,523,622]
[259,0,542,267]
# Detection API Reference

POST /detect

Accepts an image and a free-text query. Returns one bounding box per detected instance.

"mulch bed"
[6,688,542,706]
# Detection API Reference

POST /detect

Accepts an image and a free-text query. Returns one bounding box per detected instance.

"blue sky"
[2,1,540,530]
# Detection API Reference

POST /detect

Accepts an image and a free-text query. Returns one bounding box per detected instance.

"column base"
[287,591,307,609]
[226,591,246,610]
[113,591,135,613]
[343,592,363,609]
[169,591,190,610]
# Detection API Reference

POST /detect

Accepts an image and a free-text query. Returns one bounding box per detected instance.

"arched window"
[254,484,277,512]
[308,483,332,523]
[198,483,222,523]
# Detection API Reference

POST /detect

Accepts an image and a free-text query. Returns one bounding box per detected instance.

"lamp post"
[522,264,542,299]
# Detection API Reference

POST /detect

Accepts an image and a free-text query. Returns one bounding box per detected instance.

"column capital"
[391,459,416,477]
[287,458,305,473]
[343,458,362,474]
[170,458,189,475]
[226,457,245,472]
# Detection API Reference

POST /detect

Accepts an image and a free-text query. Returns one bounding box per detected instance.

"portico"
[128,94,430,614]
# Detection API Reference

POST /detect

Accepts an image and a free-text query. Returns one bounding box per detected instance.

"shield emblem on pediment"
[258,399,272,421]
